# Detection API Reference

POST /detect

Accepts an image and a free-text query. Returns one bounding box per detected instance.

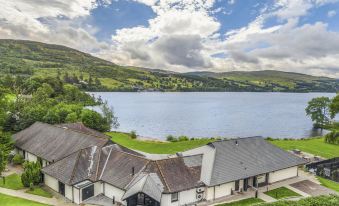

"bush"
[21,161,41,187]
[12,154,24,165]
[130,130,137,139]
[325,131,339,145]
[178,136,189,141]
[166,135,178,142]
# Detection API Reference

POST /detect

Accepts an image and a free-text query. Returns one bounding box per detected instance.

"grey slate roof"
[13,122,109,162]
[208,137,307,186]
[122,173,164,202]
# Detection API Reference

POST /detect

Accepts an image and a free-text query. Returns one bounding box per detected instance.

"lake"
[91,92,336,140]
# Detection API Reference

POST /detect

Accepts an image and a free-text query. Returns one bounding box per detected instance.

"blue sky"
[1,0,339,77]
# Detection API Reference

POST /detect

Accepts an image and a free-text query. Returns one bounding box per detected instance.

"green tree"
[305,97,331,128]
[21,161,41,187]
[81,109,107,132]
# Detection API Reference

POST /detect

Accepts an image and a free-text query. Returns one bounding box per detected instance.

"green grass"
[216,198,264,206]
[106,132,213,154]
[0,173,24,190]
[317,176,339,192]
[264,187,301,200]
[0,192,49,206]
[25,187,53,198]
[269,137,339,159]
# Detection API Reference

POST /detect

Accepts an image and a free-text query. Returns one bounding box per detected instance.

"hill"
[1,39,339,92]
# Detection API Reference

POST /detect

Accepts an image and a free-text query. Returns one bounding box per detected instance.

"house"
[13,122,307,206]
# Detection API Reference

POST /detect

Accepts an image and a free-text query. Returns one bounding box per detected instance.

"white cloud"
[328,10,337,17]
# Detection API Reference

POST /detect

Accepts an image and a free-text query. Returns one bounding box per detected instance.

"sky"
[1,1,339,77]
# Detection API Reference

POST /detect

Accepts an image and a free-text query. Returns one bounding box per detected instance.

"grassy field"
[317,176,339,192]
[0,193,49,206]
[269,137,339,159]
[264,187,301,199]
[26,187,53,198]
[0,173,24,190]
[216,198,264,206]
[106,132,213,154]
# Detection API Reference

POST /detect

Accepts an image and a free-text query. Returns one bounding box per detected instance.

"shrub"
[130,130,137,139]
[325,131,339,145]
[21,161,41,187]
[166,135,175,142]
[178,136,189,141]
[12,154,24,165]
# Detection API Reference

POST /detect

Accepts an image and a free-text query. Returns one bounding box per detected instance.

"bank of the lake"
[93,92,335,140]
[107,132,339,158]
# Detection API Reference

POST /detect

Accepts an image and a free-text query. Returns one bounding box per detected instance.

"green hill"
[1,39,338,92]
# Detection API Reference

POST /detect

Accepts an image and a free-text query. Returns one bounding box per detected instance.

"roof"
[156,155,202,192]
[58,122,109,139]
[42,146,101,185]
[208,137,307,186]
[122,173,164,202]
[13,122,110,162]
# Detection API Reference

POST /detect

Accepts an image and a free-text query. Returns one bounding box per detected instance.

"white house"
[13,122,306,206]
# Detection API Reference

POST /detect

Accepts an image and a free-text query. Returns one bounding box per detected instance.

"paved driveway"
[290,180,337,196]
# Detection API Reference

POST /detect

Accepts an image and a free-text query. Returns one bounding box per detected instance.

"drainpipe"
[213,186,216,200]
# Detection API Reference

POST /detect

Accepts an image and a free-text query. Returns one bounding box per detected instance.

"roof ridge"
[69,148,83,185]
[55,124,110,140]
[110,145,149,160]
[155,161,171,193]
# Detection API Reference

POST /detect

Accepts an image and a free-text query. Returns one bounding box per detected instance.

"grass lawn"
[264,187,301,200]
[25,187,53,198]
[269,137,339,159]
[0,192,49,206]
[0,173,24,190]
[317,176,339,192]
[216,198,264,206]
[106,132,213,154]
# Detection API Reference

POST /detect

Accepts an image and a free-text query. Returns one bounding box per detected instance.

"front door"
[235,180,239,191]
[82,184,94,201]
[243,178,249,191]
[58,181,65,196]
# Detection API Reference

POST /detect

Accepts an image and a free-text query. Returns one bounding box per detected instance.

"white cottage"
[13,122,306,206]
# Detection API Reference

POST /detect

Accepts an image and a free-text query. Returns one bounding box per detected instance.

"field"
[106,132,213,154]
[264,187,301,199]
[0,173,24,190]
[317,177,339,192]
[269,137,339,159]
[216,198,264,206]
[0,193,49,206]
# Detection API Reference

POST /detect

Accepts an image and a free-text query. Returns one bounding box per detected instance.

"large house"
[13,122,306,206]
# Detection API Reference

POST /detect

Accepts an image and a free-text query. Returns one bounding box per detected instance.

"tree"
[21,161,41,187]
[305,97,331,128]
[81,109,107,132]
[101,102,119,130]
[330,94,339,118]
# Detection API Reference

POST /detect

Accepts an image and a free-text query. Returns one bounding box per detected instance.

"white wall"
[65,184,73,201]
[161,188,199,206]
[26,152,38,162]
[94,181,103,196]
[269,166,298,183]
[182,145,216,185]
[44,174,58,192]
[206,182,235,201]
[73,187,80,204]
[104,183,126,205]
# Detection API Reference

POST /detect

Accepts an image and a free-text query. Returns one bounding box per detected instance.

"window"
[171,192,178,202]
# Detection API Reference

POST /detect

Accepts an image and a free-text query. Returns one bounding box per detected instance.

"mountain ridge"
[0,39,338,92]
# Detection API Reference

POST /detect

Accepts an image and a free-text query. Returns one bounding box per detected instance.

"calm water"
[91,92,336,139]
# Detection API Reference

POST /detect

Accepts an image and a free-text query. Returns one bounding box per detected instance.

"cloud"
[0,0,110,52]
[328,10,337,17]
[2,0,339,77]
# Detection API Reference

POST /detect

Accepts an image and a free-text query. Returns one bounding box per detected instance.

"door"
[235,180,239,191]
[58,181,65,196]
[253,176,257,188]
[243,178,249,191]
[82,184,94,201]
